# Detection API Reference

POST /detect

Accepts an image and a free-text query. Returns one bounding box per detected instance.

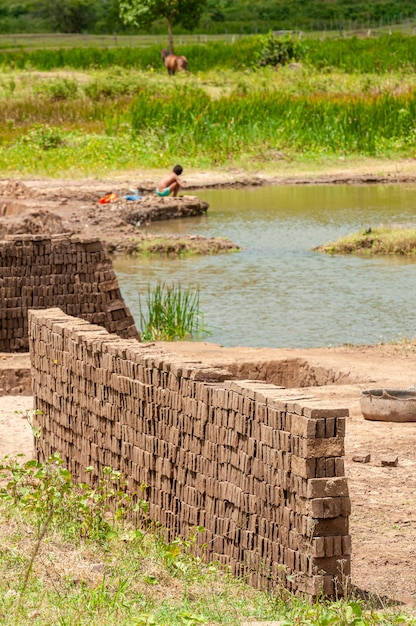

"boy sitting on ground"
[156,165,186,197]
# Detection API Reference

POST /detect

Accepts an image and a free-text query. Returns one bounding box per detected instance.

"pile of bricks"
[29,308,351,598]
[0,234,139,351]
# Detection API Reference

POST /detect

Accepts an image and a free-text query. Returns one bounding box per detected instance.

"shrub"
[18,124,67,150]
[41,77,79,101]
[256,33,305,67]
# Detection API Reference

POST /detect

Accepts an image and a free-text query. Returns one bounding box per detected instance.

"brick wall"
[0,234,139,351]
[28,308,351,598]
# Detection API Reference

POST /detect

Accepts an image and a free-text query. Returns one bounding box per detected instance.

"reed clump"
[139,282,210,341]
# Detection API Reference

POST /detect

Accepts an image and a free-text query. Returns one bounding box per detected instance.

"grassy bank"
[2,53,416,176]
[316,224,416,255]
[0,451,413,625]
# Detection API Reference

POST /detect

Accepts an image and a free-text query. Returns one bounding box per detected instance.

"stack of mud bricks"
[0,234,139,352]
[28,308,351,600]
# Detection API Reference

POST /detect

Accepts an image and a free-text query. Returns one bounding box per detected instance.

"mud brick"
[342,535,352,555]
[305,437,344,459]
[315,418,326,438]
[307,515,349,538]
[324,457,335,476]
[336,417,346,437]
[325,417,336,437]
[341,497,351,516]
[312,536,326,558]
[310,497,342,519]
[302,402,349,419]
[279,430,291,451]
[352,452,371,463]
[290,413,317,438]
[313,555,351,577]
[334,457,345,476]
[381,455,399,467]
[307,477,349,499]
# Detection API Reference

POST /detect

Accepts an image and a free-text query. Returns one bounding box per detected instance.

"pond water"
[113,184,416,349]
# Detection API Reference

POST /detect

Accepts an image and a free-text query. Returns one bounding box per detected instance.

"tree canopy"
[119,0,207,52]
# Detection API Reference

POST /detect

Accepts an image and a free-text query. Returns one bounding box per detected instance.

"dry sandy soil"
[1,164,416,612]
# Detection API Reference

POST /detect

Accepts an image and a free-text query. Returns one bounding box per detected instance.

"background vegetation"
[0,0,415,35]
[1,34,416,177]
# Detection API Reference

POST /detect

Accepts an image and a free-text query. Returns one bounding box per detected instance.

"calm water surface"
[113,184,416,349]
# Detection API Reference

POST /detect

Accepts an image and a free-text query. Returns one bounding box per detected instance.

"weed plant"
[139,282,210,341]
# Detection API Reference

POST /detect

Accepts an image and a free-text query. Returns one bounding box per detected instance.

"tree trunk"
[168,17,174,54]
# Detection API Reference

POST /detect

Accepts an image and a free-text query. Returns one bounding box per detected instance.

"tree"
[36,0,98,33]
[119,0,207,53]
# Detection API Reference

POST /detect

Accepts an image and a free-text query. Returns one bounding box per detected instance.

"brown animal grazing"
[161,49,188,75]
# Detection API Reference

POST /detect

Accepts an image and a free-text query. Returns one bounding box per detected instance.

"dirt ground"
[2,159,416,254]
[1,164,416,611]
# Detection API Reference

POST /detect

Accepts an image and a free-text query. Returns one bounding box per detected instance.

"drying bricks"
[29,309,351,599]
[0,234,139,351]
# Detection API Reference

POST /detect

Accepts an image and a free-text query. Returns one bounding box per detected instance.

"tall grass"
[305,33,416,73]
[139,282,210,341]
[2,34,416,73]
[0,39,260,71]
[131,87,416,161]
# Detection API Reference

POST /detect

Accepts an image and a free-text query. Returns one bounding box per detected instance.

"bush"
[18,124,67,150]
[40,77,79,101]
[256,32,305,67]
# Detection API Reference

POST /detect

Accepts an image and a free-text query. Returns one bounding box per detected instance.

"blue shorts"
[155,187,170,197]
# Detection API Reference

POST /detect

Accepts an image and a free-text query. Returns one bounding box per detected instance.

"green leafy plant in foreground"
[0,451,147,542]
[139,282,210,341]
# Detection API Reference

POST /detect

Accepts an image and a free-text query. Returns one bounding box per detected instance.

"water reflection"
[113,184,416,349]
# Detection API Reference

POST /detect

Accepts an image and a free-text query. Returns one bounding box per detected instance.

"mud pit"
[1,342,416,609]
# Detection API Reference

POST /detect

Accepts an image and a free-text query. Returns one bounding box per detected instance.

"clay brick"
[381,455,399,467]
[305,437,344,459]
[307,477,349,499]
[310,497,342,519]
[312,555,351,577]
[290,413,317,438]
[352,452,371,463]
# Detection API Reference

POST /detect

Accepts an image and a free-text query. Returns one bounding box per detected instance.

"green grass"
[315,224,416,255]
[2,34,416,73]
[2,37,416,176]
[139,282,210,341]
[0,449,414,625]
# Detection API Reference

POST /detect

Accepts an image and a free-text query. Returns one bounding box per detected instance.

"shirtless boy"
[156,165,186,197]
